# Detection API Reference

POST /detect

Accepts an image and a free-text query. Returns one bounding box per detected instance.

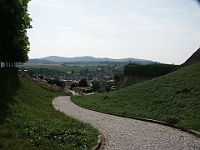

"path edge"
[92,132,105,150]
[52,96,105,150]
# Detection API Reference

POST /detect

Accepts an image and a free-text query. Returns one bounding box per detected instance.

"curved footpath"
[52,96,200,150]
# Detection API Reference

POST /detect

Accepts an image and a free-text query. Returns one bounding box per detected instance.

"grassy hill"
[72,61,200,132]
[0,76,98,150]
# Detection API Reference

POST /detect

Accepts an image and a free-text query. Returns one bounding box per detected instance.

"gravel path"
[52,96,200,150]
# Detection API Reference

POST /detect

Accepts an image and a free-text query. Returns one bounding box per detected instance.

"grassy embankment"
[72,62,200,132]
[0,74,98,150]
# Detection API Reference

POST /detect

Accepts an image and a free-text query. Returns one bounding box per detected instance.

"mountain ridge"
[36,56,156,64]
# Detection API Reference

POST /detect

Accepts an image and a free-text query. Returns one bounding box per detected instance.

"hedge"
[124,63,179,78]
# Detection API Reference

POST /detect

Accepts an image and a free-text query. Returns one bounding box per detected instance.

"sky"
[27,0,200,64]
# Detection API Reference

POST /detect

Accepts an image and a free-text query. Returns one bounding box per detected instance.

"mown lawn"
[0,77,98,150]
[72,62,200,132]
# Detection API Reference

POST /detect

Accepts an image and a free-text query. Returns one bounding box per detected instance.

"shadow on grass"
[0,78,20,125]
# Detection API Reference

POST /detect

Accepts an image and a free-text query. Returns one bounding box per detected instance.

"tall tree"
[0,0,32,68]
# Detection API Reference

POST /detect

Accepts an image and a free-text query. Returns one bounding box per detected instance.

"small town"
[19,63,125,94]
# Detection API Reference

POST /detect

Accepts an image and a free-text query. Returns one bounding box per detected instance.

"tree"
[92,80,101,91]
[105,85,110,92]
[113,73,121,83]
[0,0,32,68]
[71,70,75,74]
[79,79,88,87]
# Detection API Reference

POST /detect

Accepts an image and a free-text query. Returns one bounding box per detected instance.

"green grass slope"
[72,61,200,132]
[0,77,98,150]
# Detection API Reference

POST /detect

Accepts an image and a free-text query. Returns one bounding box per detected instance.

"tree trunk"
[0,46,1,68]
[5,62,8,67]
[0,54,1,68]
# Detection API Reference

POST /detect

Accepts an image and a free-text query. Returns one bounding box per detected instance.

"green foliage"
[71,70,75,74]
[71,82,79,90]
[79,79,88,87]
[0,77,98,149]
[72,62,200,132]
[113,72,124,83]
[92,80,101,91]
[0,0,32,65]
[124,63,179,77]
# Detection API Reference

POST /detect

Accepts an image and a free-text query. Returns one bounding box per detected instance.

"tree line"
[0,0,32,68]
[124,63,179,78]
[23,68,65,77]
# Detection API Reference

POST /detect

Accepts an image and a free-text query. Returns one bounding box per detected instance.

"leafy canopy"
[0,0,32,64]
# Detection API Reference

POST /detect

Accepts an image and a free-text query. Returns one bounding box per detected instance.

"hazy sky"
[27,0,200,64]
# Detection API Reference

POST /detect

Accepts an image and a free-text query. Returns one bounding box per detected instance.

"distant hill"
[39,56,155,64]
[27,59,54,64]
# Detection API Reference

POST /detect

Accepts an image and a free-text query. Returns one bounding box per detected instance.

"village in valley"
[18,62,125,94]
